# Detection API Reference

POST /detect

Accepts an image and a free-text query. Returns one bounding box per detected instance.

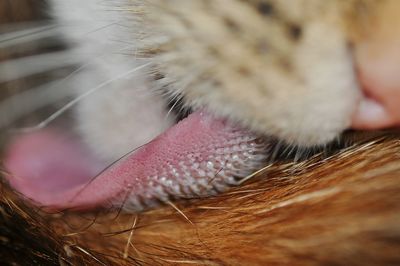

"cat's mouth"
[4,110,272,211]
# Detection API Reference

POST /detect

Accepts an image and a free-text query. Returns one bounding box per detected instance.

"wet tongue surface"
[4,111,270,211]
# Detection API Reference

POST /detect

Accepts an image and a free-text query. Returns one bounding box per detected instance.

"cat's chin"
[3,110,272,212]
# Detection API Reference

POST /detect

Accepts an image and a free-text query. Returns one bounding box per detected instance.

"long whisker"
[0,60,95,129]
[0,51,79,82]
[16,62,152,132]
[0,79,72,129]
[0,23,59,48]
[1,38,147,128]
[165,93,182,121]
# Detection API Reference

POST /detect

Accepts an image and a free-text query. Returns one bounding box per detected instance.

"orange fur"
[2,135,400,265]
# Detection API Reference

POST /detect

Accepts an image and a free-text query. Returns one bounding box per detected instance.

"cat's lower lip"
[4,110,271,211]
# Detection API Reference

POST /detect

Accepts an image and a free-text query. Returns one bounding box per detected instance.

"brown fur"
[2,134,400,265]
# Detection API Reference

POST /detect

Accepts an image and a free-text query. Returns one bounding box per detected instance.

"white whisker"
[0,24,59,48]
[0,60,99,129]
[82,21,120,35]
[0,51,79,82]
[16,62,152,132]
[0,79,73,129]
[165,94,181,121]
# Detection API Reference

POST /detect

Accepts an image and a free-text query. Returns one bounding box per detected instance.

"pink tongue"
[4,111,270,211]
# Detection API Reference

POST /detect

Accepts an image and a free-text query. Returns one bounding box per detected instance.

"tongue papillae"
[4,111,271,211]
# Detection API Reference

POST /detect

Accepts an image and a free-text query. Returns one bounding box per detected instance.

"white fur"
[147,1,361,146]
[50,0,174,161]
[50,0,362,154]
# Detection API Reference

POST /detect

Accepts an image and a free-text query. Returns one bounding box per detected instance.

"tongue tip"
[3,128,106,209]
[3,111,271,212]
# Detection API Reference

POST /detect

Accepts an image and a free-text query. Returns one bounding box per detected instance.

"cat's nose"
[352,0,400,130]
[352,46,400,129]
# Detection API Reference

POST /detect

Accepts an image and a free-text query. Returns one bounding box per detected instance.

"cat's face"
[145,0,400,146]
[2,1,400,264]
[3,0,400,211]
[146,0,361,147]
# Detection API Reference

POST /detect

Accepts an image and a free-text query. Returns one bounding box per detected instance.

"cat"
[1,0,400,265]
